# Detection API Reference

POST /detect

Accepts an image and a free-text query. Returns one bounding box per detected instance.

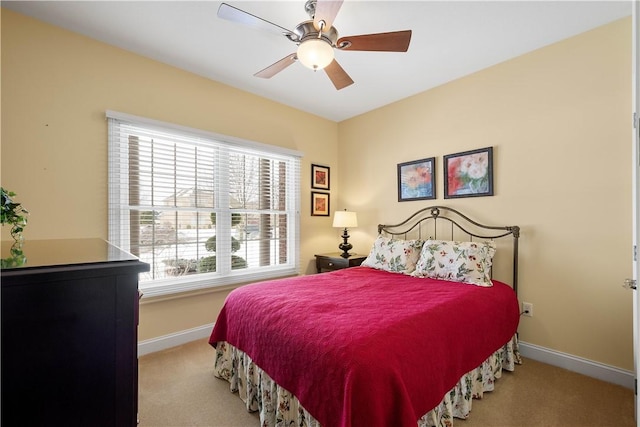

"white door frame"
[632,1,639,422]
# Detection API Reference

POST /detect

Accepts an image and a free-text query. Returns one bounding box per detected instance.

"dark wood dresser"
[1,238,149,427]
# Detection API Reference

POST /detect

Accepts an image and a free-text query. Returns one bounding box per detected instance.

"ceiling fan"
[217,0,412,90]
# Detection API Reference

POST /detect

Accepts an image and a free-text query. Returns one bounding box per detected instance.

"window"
[107,111,301,297]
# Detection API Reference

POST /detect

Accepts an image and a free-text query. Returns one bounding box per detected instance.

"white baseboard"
[519,340,634,390]
[137,327,635,390]
[138,323,214,356]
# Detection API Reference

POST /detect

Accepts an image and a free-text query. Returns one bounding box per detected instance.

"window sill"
[138,267,299,300]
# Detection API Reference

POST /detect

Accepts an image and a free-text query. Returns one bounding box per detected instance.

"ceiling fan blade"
[313,0,343,31]
[254,54,297,79]
[218,3,292,37]
[337,30,412,52]
[324,59,354,90]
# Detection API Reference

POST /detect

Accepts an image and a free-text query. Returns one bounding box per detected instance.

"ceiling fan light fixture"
[297,38,334,70]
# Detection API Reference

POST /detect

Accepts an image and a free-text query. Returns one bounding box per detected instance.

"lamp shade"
[333,210,358,228]
[297,38,334,70]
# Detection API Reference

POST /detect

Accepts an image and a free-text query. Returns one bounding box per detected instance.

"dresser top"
[1,238,142,270]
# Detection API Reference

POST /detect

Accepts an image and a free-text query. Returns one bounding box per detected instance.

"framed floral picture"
[311,192,330,216]
[444,147,493,199]
[311,164,330,190]
[397,157,436,202]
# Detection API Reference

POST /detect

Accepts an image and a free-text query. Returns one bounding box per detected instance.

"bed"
[209,206,522,427]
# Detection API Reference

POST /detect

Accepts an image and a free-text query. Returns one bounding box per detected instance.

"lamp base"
[338,248,352,258]
[338,228,353,258]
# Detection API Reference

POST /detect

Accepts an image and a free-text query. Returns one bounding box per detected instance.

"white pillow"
[412,239,496,286]
[361,235,424,275]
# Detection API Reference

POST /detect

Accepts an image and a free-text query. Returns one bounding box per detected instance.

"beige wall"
[1,9,340,340]
[339,17,633,370]
[1,9,634,371]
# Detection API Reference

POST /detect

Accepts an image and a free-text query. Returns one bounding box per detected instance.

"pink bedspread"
[209,267,519,427]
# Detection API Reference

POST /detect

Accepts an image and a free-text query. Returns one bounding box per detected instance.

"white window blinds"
[107,111,301,297]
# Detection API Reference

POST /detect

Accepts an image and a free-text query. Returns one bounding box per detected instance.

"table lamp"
[332,209,358,258]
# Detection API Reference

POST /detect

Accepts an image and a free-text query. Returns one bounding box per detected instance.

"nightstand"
[315,253,367,273]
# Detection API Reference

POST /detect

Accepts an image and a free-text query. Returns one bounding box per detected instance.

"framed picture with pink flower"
[444,147,493,199]
[397,157,436,202]
[311,191,330,216]
[311,164,330,190]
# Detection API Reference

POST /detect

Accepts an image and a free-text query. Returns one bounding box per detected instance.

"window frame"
[107,110,302,298]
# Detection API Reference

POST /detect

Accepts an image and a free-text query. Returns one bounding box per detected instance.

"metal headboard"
[377,206,520,294]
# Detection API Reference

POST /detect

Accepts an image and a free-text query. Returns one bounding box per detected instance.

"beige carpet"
[138,339,635,427]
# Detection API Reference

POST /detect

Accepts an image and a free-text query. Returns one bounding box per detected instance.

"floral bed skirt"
[213,334,521,427]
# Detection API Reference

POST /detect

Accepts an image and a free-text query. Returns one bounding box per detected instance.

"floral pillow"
[361,235,424,275]
[412,239,496,287]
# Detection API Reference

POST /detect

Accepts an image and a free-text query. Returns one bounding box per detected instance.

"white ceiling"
[3,1,632,122]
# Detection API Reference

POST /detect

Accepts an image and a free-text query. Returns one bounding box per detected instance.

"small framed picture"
[397,157,436,202]
[444,147,493,199]
[311,192,330,216]
[311,164,330,190]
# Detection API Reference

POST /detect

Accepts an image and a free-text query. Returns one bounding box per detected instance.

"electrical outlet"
[522,302,533,317]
